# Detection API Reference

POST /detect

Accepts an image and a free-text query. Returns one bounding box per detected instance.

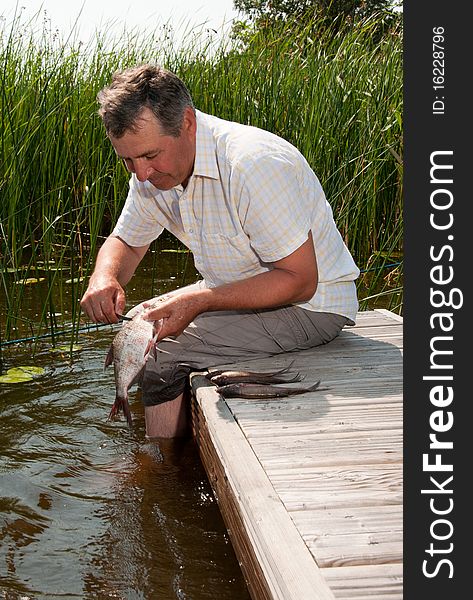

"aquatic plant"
[0,9,402,348]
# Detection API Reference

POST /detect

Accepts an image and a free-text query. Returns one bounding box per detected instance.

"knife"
[116,313,133,321]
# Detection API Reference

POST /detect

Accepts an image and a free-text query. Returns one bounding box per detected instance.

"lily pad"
[0,366,45,384]
[8,366,46,376]
[0,373,34,383]
[50,344,82,353]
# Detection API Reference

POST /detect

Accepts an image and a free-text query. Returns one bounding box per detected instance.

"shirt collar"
[192,110,220,180]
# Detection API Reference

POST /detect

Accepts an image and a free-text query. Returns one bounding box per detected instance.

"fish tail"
[253,372,300,383]
[307,380,321,392]
[108,394,133,427]
[289,372,306,383]
[122,401,133,427]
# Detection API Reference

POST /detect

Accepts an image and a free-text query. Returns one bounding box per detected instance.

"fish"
[105,309,163,426]
[206,362,301,386]
[215,380,321,399]
[208,371,304,386]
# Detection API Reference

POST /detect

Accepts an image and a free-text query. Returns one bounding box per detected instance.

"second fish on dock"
[205,365,321,399]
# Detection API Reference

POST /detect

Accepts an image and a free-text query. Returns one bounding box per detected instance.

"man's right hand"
[79,235,149,323]
[80,273,126,324]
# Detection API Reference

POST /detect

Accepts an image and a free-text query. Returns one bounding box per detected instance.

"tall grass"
[0,10,402,347]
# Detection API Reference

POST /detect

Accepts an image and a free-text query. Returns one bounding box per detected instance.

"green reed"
[0,10,402,346]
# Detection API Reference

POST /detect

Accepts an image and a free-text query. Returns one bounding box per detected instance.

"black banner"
[404,2,468,597]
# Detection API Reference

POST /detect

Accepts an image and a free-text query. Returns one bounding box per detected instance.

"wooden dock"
[190,309,403,600]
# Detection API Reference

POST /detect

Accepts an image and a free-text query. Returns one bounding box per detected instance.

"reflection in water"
[0,329,250,599]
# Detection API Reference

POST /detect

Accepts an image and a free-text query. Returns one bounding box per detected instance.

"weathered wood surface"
[191,309,403,599]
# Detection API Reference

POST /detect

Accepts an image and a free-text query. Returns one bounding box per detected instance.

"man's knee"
[141,360,192,406]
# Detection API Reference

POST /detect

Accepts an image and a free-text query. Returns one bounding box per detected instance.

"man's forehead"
[109,123,169,159]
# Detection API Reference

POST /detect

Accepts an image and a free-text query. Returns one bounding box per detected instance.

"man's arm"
[142,232,317,339]
[80,235,149,323]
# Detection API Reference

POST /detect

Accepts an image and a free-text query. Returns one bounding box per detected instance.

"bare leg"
[145,393,189,439]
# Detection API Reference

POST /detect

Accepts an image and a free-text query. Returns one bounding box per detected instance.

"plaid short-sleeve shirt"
[113,111,360,321]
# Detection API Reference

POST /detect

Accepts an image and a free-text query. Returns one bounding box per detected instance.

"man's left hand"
[141,292,206,339]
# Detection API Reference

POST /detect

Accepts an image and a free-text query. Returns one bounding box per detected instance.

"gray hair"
[97,64,195,138]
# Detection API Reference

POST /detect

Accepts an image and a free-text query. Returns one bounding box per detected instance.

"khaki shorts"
[134,283,352,406]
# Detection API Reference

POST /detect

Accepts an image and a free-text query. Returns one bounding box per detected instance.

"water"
[0,239,402,598]
[0,247,250,600]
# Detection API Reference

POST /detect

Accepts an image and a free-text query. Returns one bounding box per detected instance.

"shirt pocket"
[195,231,267,286]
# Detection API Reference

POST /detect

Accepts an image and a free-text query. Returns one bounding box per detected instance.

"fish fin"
[154,318,164,339]
[108,395,133,427]
[145,321,162,360]
[276,359,295,375]
[282,372,305,383]
[104,346,114,369]
[108,399,119,420]
[308,380,321,392]
[122,401,133,427]
[144,339,158,360]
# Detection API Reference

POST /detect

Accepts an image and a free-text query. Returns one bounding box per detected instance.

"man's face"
[109,106,196,190]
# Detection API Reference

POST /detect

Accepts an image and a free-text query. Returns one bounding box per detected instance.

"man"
[80,64,359,439]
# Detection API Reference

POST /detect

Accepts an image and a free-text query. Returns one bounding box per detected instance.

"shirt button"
[188,228,194,233]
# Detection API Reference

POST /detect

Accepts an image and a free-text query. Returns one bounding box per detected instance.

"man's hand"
[80,274,126,324]
[80,235,149,323]
[141,292,207,339]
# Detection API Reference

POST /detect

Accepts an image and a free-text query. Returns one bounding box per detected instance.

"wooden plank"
[375,308,403,323]
[321,563,402,599]
[288,506,403,567]
[352,310,402,326]
[191,375,336,600]
[231,353,402,376]
[229,397,402,417]
[267,465,402,510]
[269,483,402,512]
[249,429,402,469]
[303,533,402,568]
[230,401,402,435]
[228,396,403,420]
[291,345,403,362]
[335,330,403,343]
[290,505,402,534]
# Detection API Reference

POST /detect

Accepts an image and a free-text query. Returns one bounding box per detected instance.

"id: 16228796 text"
[432,26,445,115]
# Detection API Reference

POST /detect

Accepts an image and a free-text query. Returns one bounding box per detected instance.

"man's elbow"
[296,274,318,302]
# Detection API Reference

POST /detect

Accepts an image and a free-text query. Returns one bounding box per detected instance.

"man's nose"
[134,160,153,182]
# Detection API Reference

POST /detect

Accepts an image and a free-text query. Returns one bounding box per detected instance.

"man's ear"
[182,106,197,136]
